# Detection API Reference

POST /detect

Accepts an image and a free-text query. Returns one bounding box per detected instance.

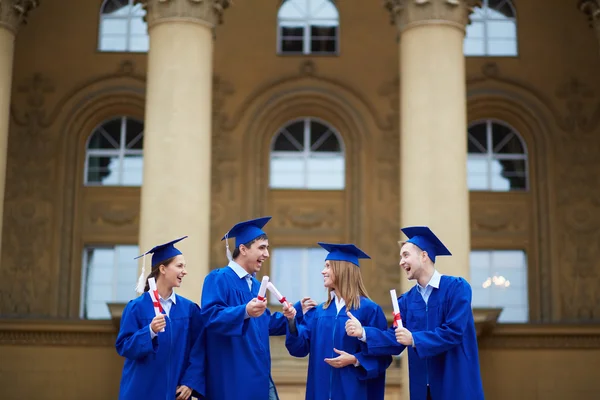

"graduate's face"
[400,243,424,281]
[240,239,270,273]
[159,255,187,289]
[321,260,336,289]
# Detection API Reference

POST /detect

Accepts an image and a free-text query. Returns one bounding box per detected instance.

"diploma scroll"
[257,276,269,301]
[266,282,291,309]
[148,277,165,332]
[390,289,403,329]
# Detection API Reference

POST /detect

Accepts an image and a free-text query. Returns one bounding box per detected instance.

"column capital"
[136,0,231,29]
[0,0,39,34]
[383,0,481,33]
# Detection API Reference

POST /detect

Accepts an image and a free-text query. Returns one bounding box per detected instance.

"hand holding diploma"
[395,327,413,346]
[150,314,166,333]
[257,276,269,301]
[282,302,297,320]
[345,311,364,338]
[266,282,291,309]
[390,289,403,329]
[148,277,165,332]
[246,298,267,318]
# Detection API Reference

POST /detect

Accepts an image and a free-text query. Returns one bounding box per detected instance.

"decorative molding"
[470,196,529,236]
[479,325,600,349]
[219,60,394,132]
[0,320,116,346]
[468,62,600,135]
[136,0,231,28]
[0,0,38,34]
[383,0,481,33]
[1,73,57,317]
[555,77,598,134]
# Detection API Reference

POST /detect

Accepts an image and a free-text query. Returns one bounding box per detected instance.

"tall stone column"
[0,1,38,261]
[580,0,600,54]
[384,1,477,397]
[138,0,229,302]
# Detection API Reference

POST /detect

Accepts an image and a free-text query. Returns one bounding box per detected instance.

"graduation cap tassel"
[225,235,233,262]
[135,254,147,294]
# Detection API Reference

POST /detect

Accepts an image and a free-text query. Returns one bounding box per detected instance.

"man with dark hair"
[201,216,298,400]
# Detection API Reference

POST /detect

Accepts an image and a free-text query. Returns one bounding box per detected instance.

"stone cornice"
[580,0,600,52]
[383,0,481,33]
[0,0,39,34]
[2,319,600,349]
[136,0,231,29]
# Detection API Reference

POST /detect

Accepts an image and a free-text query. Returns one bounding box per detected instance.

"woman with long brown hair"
[115,236,205,400]
[285,242,392,400]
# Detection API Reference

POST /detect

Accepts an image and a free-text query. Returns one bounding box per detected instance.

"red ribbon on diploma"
[153,290,164,313]
[392,311,402,328]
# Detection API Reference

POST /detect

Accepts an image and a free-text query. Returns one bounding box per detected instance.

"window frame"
[464,0,518,57]
[467,118,529,192]
[276,0,340,56]
[84,116,144,187]
[98,0,149,53]
[269,116,346,190]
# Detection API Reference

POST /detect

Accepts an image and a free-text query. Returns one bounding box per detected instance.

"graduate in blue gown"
[116,236,206,400]
[201,217,300,400]
[346,226,484,400]
[285,242,392,400]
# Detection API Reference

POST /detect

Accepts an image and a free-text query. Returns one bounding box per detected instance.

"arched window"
[85,116,144,186]
[277,0,339,55]
[98,0,149,52]
[464,0,517,56]
[269,118,345,189]
[467,120,528,191]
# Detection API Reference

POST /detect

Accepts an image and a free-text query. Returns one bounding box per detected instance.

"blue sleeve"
[115,300,157,360]
[412,278,473,358]
[285,313,313,358]
[353,305,393,380]
[360,298,407,357]
[293,300,304,324]
[200,272,249,336]
[180,304,206,397]
[268,310,289,336]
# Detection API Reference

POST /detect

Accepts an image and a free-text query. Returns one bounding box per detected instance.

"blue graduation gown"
[116,292,206,400]
[361,276,484,400]
[286,297,392,400]
[201,267,295,400]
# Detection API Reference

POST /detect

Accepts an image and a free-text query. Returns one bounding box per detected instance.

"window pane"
[129,17,147,35]
[466,21,484,39]
[99,35,128,52]
[468,123,488,153]
[306,157,344,189]
[270,157,305,188]
[311,39,336,53]
[487,39,517,56]
[464,38,485,56]
[490,159,526,191]
[273,132,303,152]
[282,121,306,149]
[470,249,528,323]
[122,155,144,186]
[493,129,524,154]
[487,20,516,39]
[467,158,489,190]
[269,247,329,307]
[102,0,130,16]
[87,156,121,185]
[83,244,139,319]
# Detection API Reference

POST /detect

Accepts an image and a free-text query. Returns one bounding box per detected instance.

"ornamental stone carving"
[383,0,481,32]
[0,0,38,33]
[135,0,231,28]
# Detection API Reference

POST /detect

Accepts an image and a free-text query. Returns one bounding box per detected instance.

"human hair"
[143,256,176,292]
[323,260,370,311]
[232,234,268,259]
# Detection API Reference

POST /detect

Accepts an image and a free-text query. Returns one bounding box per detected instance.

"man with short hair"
[201,216,298,400]
[345,226,484,400]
